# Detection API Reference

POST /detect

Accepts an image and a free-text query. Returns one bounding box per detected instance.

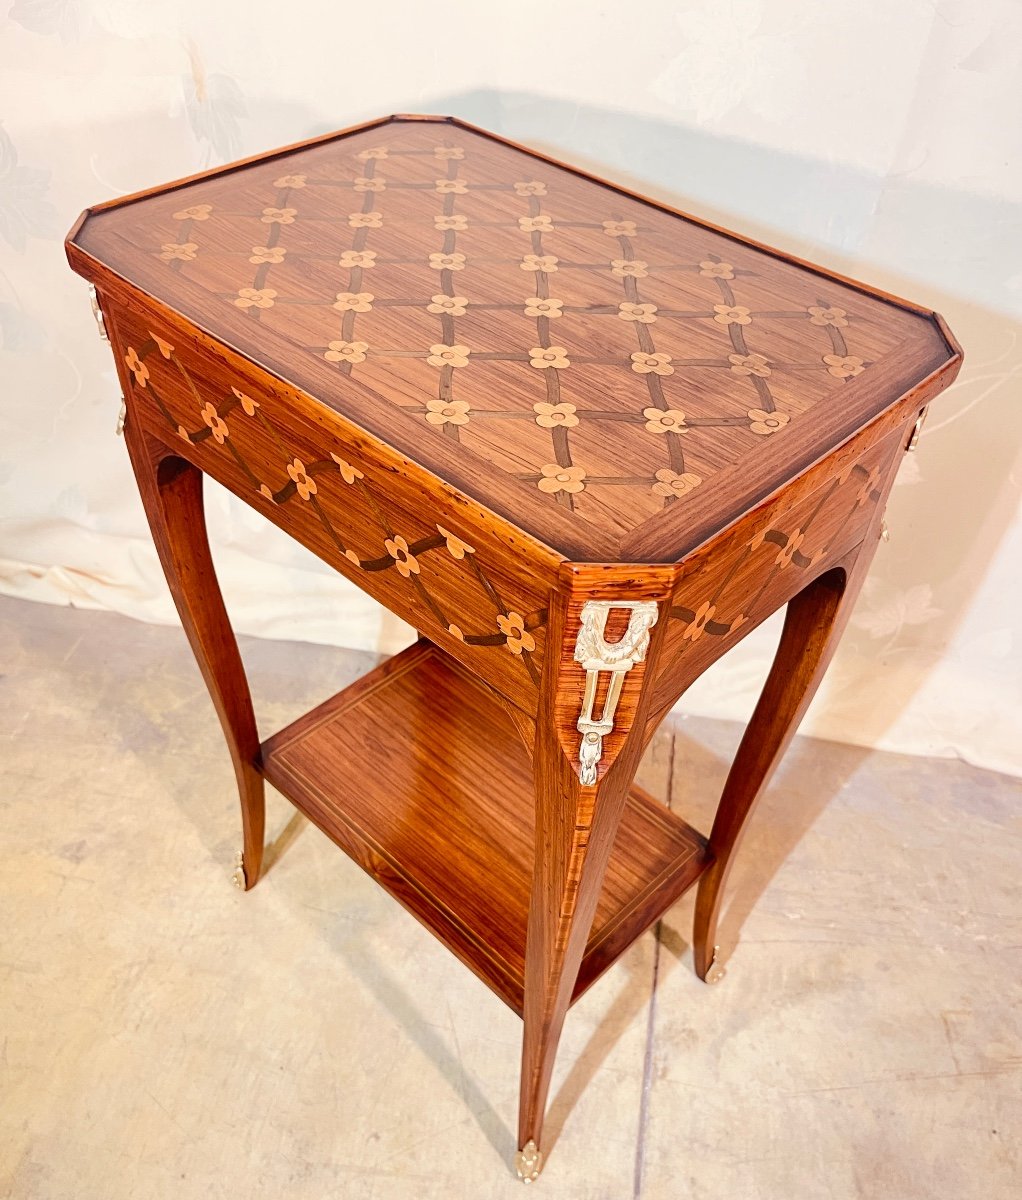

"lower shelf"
[259,641,710,1015]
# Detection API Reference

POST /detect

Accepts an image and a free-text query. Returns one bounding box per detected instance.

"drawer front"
[108,304,555,714]
[650,423,903,716]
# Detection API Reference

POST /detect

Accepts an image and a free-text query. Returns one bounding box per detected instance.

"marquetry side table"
[66,114,961,1183]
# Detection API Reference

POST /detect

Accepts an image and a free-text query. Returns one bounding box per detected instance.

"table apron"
[107,304,556,716]
[650,421,906,715]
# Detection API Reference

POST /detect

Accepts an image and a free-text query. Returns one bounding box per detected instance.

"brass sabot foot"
[515,1140,543,1183]
[705,945,727,984]
[231,850,247,890]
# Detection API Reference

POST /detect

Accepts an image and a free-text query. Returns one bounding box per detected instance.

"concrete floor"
[1,593,1020,1199]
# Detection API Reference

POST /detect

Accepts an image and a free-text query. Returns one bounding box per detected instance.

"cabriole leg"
[693,542,876,981]
[123,420,265,889]
[517,581,670,1178]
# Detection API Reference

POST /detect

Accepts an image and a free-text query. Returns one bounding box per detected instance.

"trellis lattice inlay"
[123,329,548,686]
[641,425,902,722]
[667,455,884,643]
[76,115,949,551]
[156,138,868,518]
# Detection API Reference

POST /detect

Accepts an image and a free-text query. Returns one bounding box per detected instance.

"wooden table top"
[70,114,959,563]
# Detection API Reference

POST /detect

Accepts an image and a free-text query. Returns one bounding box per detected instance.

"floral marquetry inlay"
[75,115,948,550]
[118,328,550,691]
[651,429,902,710]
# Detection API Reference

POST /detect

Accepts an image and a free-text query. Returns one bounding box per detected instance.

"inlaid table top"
[70,114,958,563]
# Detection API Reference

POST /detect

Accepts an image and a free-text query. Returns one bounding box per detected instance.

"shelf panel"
[260,641,709,1014]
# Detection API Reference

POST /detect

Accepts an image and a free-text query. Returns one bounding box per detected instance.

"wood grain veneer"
[261,641,708,1014]
[68,114,959,564]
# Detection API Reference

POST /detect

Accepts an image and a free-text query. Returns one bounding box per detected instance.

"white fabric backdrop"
[1,0,1020,775]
